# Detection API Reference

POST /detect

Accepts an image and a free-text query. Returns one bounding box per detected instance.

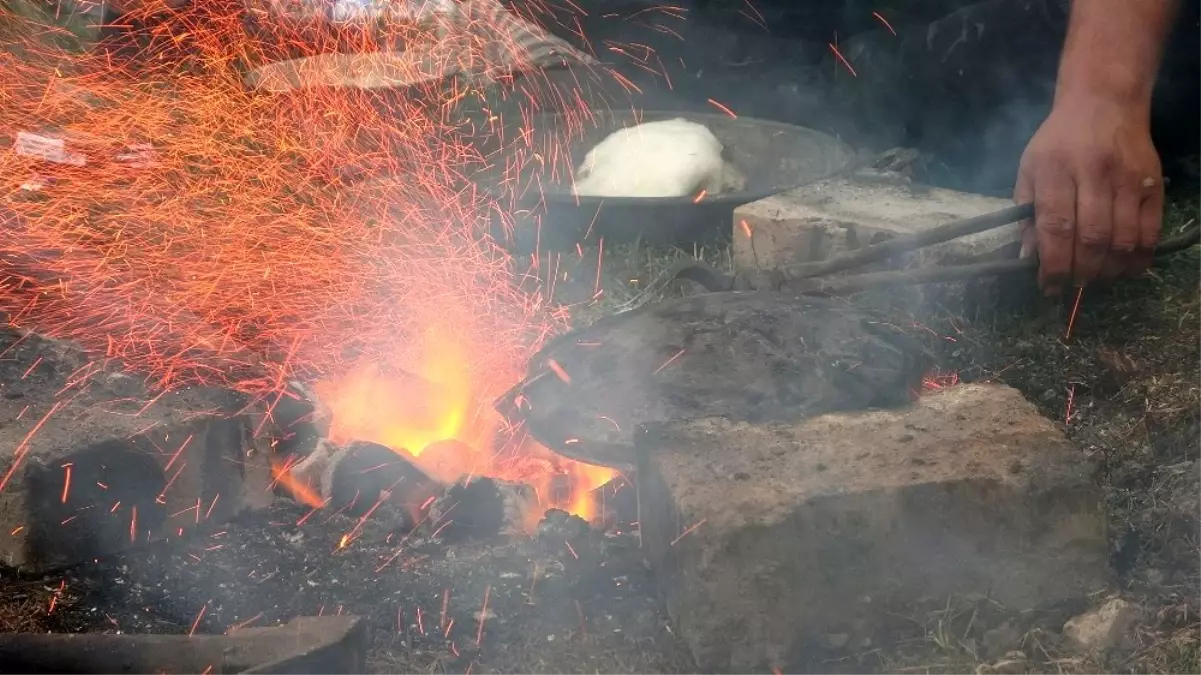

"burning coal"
[272,364,616,530]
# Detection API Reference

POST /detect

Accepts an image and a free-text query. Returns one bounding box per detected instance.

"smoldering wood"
[288,440,443,522]
[424,476,538,539]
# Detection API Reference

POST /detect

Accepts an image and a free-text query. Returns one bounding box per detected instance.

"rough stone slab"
[0,331,274,570]
[0,614,368,673]
[635,383,1112,672]
[732,175,1022,275]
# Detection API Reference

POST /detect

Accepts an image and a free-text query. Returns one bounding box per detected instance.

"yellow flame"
[316,323,481,456]
[308,320,617,526]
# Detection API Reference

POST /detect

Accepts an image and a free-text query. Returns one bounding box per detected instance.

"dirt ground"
[0,190,1197,674]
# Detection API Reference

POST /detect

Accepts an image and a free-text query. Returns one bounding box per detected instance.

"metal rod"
[785,225,1201,296]
[778,202,1035,281]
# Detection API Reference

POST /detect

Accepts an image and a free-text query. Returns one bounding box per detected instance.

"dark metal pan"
[477,109,857,252]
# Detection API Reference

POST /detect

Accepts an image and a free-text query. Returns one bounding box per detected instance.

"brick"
[0,332,274,570]
[732,174,1022,274]
[635,383,1112,671]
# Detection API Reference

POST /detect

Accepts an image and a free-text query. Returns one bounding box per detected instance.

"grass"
[548,239,735,327]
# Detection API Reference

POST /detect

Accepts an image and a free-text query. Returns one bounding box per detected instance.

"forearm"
[1055,0,1180,111]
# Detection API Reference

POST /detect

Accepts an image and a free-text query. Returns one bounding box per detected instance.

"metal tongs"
[623,202,1201,305]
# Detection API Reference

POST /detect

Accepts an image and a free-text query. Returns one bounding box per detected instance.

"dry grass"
[547,239,734,327]
[0,576,69,634]
[369,624,695,674]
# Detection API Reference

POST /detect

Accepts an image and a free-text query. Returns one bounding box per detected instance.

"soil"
[0,192,1196,674]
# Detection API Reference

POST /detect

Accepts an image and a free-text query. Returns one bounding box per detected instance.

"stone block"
[0,615,368,673]
[732,175,1022,274]
[635,383,1112,672]
[0,332,274,570]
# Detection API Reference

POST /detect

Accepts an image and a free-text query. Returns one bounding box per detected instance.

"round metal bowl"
[479,109,857,251]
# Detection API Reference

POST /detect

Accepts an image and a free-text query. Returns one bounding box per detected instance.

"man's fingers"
[1013,173,1037,259]
[1104,186,1143,280]
[1072,179,1113,286]
[1033,166,1077,296]
[1130,181,1165,276]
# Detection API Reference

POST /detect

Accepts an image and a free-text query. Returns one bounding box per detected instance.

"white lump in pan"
[571,118,746,198]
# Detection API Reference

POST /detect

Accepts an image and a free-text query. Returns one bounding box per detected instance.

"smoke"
[551,0,1197,196]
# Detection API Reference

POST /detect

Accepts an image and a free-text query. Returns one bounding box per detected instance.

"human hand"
[1013,93,1164,296]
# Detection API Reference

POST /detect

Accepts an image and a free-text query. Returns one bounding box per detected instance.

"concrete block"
[732,175,1022,275]
[635,383,1112,671]
[0,332,274,570]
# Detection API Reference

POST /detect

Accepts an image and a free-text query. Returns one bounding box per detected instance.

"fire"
[270,457,324,508]
[562,461,618,521]
[311,322,617,525]
[316,325,479,463]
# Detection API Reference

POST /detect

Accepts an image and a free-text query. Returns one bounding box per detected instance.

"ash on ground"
[4,491,691,674]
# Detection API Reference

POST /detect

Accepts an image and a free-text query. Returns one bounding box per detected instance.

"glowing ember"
[921,368,961,391]
[0,2,618,524]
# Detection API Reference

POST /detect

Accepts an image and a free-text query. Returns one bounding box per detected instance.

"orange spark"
[21,356,42,379]
[706,98,738,118]
[1,401,65,492]
[189,604,208,637]
[547,359,572,384]
[653,349,686,374]
[163,435,193,473]
[475,584,491,646]
[670,518,707,546]
[226,612,263,634]
[872,11,897,35]
[828,43,858,76]
[1065,287,1084,340]
[60,463,71,504]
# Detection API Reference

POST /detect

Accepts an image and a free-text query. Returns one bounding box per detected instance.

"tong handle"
[782,202,1034,282]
